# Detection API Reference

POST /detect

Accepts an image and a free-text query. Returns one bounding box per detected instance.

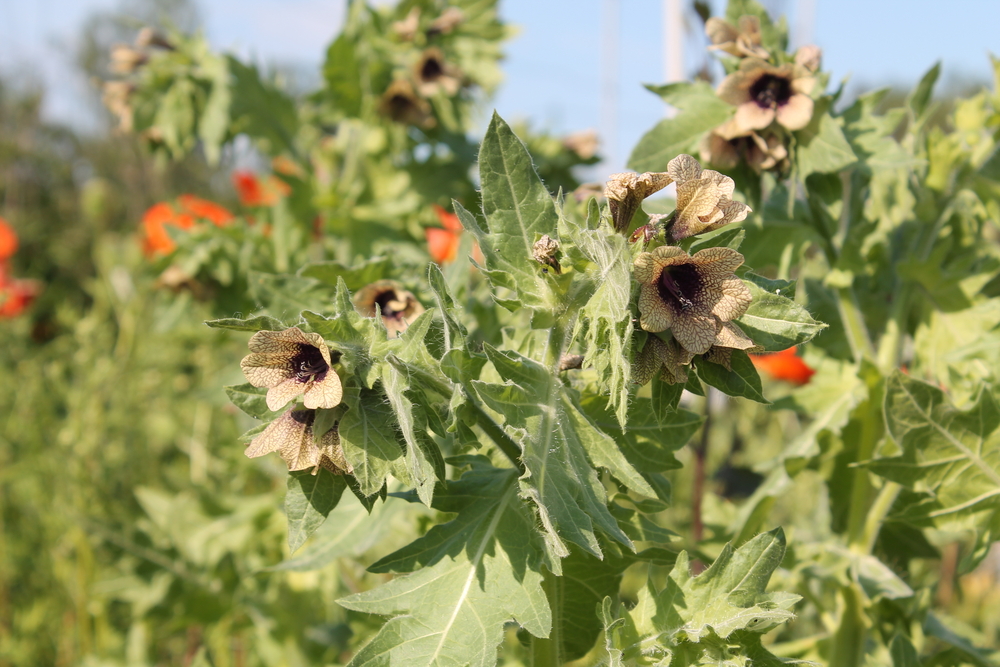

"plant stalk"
[531,567,563,667]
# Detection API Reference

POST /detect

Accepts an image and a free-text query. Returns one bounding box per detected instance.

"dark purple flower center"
[387,94,418,120]
[421,56,444,82]
[375,290,406,320]
[657,263,701,312]
[288,410,316,426]
[750,74,792,109]
[292,345,328,383]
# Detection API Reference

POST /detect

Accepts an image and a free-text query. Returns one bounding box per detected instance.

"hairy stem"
[531,567,564,667]
[467,399,525,472]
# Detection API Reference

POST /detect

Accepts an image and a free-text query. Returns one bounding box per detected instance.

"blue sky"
[1,0,997,171]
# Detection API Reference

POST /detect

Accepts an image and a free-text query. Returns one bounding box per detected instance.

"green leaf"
[553,548,631,661]
[908,62,941,120]
[796,109,857,179]
[338,386,409,497]
[614,529,799,663]
[580,395,701,474]
[197,53,232,165]
[890,633,921,667]
[205,314,288,332]
[339,462,550,667]
[469,112,559,312]
[473,346,634,558]
[923,612,997,667]
[868,372,1000,523]
[299,256,392,291]
[564,213,637,425]
[628,82,734,173]
[285,469,348,553]
[224,383,282,420]
[689,226,745,253]
[738,273,827,351]
[228,57,300,157]
[248,271,330,319]
[382,347,439,507]
[696,350,769,404]
[268,488,418,572]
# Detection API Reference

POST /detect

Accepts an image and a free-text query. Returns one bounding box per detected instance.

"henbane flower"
[240,327,343,411]
[666,154,751,240]
[246,409,352,474]
[604,170,673,233]
[353,280,425,336]
[634,246,751,355]
[717,58,815,134]
[705,15,769,59]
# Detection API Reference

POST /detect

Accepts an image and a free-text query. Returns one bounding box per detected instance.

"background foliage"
[2,1,1000,666]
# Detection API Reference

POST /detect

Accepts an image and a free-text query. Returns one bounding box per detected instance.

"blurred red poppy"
[749,347,815,385]
[0,280,41,317]
[141,196,234,256]
[232,171,291,207]
[0,217,18,260]
[178,194,234,227]
[426,204,479,264]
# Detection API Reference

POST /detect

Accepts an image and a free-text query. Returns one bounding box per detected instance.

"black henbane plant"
[209,112,821,665]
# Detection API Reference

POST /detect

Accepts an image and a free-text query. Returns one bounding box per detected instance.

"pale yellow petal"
[714,277,753,321]
[667,154,702,185]
[241,354,292,388]
[637,283,673,333]
[735,102,776,132]
[303,371,343,409]
[672,311,719,355]
[266,378,304,411]
[776,93,814,131]
[246,410,302,459]
[714,321,755,350]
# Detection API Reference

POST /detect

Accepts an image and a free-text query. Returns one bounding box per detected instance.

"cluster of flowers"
[141,195,234,256]
[605,153,811,386]
[700,14,822,173]
[141,168,294,257]
[102,28,174,133]
[379,6,468,128]
[240,281,424,473]
[605,155,756,385]
[0,218,41,318]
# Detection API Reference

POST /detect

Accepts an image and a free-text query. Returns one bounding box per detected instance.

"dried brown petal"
[392,7,421,40]
[110,45,148,74]
[705,15,769,59]
[664,154,751,240]
[632,335,693,386]
[562,130,599,160]
[532,235,561,273]
[427,7,465,36]
[135,27,173,49]
[604,171,674,233]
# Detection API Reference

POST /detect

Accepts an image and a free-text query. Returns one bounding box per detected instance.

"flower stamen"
[750,74,791,109]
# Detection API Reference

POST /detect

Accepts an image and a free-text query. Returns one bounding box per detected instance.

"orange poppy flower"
[141,196,234,256]
[142,202,188,256]
[426,204,478,264]
[749,347,815,385]
[232,171,292,207]
[0,276,41,318]
[178,194,233,227]
[0,217,18,261]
